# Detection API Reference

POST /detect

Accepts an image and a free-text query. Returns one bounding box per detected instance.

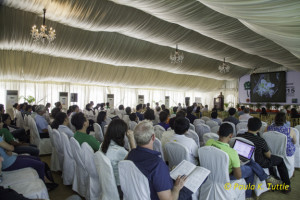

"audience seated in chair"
[267,112,296,157]
[101,119,136,197]
[97,111,107,134]
[169,117,199,165]
[51,112,74,138]
[206,123,273,199]
[186,106,197,124]
[239,108,253,121]
[211,111,222,126]
[238,106,245,116]
[136,104,144,121]
[144,109,156,125]
[158,111,170,131]
[0,136,57,190]
[237,117,291,193]
[72,112,100,152]
[127,120,192,200]
[34,105,50,138]
[223,108,240,125]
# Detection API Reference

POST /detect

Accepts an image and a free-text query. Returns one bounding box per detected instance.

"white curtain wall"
[0,80,238,110]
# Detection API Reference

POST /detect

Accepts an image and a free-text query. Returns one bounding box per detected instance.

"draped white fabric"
[0,80,237,109]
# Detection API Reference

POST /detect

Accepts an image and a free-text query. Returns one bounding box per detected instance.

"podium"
[214,97,224,111]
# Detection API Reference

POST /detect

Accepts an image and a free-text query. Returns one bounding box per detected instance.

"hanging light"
[170,44,184,64]
[31,9,56,43]
[218,58,230,73]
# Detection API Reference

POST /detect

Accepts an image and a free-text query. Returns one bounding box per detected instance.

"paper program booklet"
[170,160,210,193]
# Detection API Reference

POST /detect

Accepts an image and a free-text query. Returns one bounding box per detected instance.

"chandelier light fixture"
[218,58,230,73]
[170,44,184,64]
[31,9,56,43]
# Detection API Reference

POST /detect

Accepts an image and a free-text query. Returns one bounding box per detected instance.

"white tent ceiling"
[0,0,299,91]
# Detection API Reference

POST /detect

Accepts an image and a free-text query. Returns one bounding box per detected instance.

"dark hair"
[260,107,267,115]
[86,103,91,110]
[146,103,150,107]
[228,108,236,116]
[101,119,127,153]
[143,104,146,109]
[125,107,131,115]
[164,109,170,116]
[0,104,4,113]
[219,123,233,137]
[46,103,51,107]
[13,103,18,108]
[244,108,250,114]
[51,112,67,129]
[32,105,37,112]
[136,104,142,111]
[176,110,186,118]
[241,106,245,110]
[1,114,10,123]
[97,111,107,124]
[25,105,32,111]
[156,107,161,112]
[119,105,124,110]
[71,112,86,130]
[55,102,62,108]
[159,111,168,123]
[169,117,175,129]
[144,109,155,120]
[195,106,201,113]
[247,117,262,132]
[106,102,110,107]
[161,104,166,111]
[129,113,137,121]
[19,103,24,110]
[211,111,218,119]
[187,106,193,114]
[173,106,178,113]
[51,107,61,119]
[275,112,286,126]
[291,108,299,118]
[174,117,190,135]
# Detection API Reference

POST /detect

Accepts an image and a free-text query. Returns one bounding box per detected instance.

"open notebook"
[170,160,210,193]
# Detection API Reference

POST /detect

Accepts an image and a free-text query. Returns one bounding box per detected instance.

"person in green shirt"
[206,123,271,200]
[71,112,100,152]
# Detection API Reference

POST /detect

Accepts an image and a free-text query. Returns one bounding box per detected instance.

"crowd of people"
[0,101,299,199]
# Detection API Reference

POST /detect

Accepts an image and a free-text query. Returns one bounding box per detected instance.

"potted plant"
[249,104,254,112]
[274,104,281,112]
[265,103,272,112]
[236,103,240,111]
[255,103,262,112]
[224,103,229,111]
[21,95,36,105]
[284,105,291,114]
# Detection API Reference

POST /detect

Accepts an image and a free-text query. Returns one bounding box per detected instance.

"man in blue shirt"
[128,121,190,200]
[136,104,144,121]
[34,105,49,138]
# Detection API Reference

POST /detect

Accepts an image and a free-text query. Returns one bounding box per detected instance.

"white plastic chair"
[60,132,75,185]
[154,125,165,140]
[28,116,52,155]
[201,116,210,122]
[189,123,195,131]
[70,137,89,198]
[292,128,300,168]
[263,131,295,178]
[198,146,246,200]
[260,121,267,133]
[82,142,100,200]
[229,137,269,197]
[153,138,165,161]
[93,123,104,142]
[237,129,247,135]
[210,125,220,134]
[52,129,64,170]
[203,132,219,144]
[164,142,189,169]
[193,119,205,126]
[0,168,49,199]
[47,125,61,171]
[195,123,211,146]
[236,122,248,132]
[118,160,150,200]
[206,120,218,129]
[94,151,120,200]
[222,121,236,136]
[186,129,200,147]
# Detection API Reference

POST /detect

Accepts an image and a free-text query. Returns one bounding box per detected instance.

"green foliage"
[265,102,272,110]
[255,103,261,109]
[274,104,281,109]
[23,96,36,104]
[283,105,290,110]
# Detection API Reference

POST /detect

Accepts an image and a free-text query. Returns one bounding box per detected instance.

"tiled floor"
[41,155,300,200]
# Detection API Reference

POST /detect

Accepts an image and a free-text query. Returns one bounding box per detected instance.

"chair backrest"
[292,128,299,147]
[237,129,247,135]
[222,121,236,136]
[203,132,219,144]
[70,137,86,170]
[94,151,119,200]
[189,123,195,131]
[153,138,165,161]
[28,116,41,146]
[129,121,137,131]
[260,121,268,133]
[201,116,210,122]
[60,132,75,185]
[198,146,230,183]
[193,119,205,126]
[123,115,130,126]
[47,125,55,147]
[164,142,189,169]
[93,123,104,142]
[195,123,211,144]
[119,160,150,200]
[185,129,200,147]
[52,129,64,154]
[294,125,300,137]
[206,120,218,129]
[154,125,165,140]
[210,125,220,134]
[262,131,287,157]
[236,122,248,132]
[24,115,28,127]
[81,142,99,181]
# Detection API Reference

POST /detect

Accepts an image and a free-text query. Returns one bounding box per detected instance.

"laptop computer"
[232,139,255,165]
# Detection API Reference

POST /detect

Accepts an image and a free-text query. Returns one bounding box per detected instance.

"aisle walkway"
[41,155,300,200]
